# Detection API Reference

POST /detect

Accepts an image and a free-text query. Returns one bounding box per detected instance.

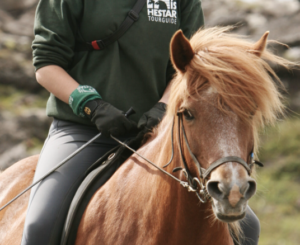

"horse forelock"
[167,26,296,156]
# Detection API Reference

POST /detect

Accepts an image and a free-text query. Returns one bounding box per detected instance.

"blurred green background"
[0,0,299,244]
[249,118,300,245]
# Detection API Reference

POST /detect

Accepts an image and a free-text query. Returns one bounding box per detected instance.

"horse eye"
[183,110,194,120]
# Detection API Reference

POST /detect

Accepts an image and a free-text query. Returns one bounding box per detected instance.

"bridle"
[170,112,263,203]
[111,112,263,203]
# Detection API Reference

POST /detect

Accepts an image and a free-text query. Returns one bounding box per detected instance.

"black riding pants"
[21,119,260,245]
[21,119,127,244]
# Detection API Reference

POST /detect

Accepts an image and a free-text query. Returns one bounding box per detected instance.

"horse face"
[180,90,256,222]
[168,29,273,223]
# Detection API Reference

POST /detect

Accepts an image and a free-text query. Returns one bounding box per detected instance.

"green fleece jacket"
[32,0,204,124]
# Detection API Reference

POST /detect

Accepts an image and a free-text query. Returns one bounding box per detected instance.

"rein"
[111,113,263,203]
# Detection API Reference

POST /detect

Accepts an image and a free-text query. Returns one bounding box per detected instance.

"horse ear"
[251,31,269,57]
[170,30,194,73]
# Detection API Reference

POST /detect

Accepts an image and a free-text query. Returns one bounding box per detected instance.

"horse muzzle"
[206,177,256,222]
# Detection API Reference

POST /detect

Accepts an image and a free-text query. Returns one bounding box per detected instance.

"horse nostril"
[207,181,224,201]
[245,180,256,200]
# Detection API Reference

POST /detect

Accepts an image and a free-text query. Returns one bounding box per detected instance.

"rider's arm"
[36,65,78,104]
[32,0,83,98]
[33,0,83,103]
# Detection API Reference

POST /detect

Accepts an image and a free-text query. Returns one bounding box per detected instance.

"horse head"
[167,27,286,223]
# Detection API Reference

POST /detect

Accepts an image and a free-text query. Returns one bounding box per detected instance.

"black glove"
[138,102,167,131]
[84,99,137,136]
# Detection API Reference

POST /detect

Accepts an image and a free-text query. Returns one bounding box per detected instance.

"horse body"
[0,155,38,245]
[75,119,234,245]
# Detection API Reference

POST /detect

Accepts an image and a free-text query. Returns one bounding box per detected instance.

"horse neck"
[137,117,234,245]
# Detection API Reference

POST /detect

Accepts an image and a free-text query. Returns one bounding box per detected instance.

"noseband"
[111,112,263,204]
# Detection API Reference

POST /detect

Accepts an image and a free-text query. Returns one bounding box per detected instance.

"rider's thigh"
[21,119,128,245]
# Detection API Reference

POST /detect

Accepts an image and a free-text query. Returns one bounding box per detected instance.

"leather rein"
[111,112,263,203]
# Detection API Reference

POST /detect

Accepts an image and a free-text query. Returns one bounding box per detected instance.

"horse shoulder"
[0,155,39,245]
[76,132,172,245]
[76,144,158,245]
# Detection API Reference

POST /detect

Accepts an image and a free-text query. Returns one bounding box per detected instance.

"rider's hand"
[84,99,137,136]
[138,102,167,131]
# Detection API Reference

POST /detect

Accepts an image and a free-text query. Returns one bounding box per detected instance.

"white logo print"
[147,0,177,25]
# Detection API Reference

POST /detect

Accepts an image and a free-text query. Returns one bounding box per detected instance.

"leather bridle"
[111,112,263,203]
[169,112,263,203]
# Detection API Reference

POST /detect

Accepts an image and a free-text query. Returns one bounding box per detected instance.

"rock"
[0,49,41,91]
[0,0,38,12]
[283,47,300,62]
[259,0,300,18]
[0,8,36,91]
[0,110,52,170]
[204,0,300,47]
[17,109,53,140]
[0,9,14,24]
[202,0,247,28]
[206,14,247,28]
[0,32,32,51]
[2,9,35,37]
[246,13,267,34]
[0,143,27,170]
[0,112,20,155]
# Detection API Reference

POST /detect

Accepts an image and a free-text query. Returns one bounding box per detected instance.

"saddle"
[60,133,144,245]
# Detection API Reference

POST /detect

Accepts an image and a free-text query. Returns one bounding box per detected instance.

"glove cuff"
[69,85,102,117]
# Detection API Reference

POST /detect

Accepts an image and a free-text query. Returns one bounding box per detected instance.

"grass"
[0,84,49,153]
[0,84,49,114]
[249,117,300,245]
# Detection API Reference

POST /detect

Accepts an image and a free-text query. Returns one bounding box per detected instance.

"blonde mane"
[167,26,296,156]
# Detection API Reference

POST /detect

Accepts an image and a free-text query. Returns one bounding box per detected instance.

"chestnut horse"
[0,27,293,245]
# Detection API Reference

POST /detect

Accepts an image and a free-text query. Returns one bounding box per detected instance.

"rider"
[21,0,260,244]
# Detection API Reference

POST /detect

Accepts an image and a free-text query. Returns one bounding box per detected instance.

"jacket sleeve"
[32,0,83,71]
[166,0,204,84]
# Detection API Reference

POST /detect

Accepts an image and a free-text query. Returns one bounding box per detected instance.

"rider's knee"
[246,206,260,235]
[240,206,260,245]
[24,216,52,242]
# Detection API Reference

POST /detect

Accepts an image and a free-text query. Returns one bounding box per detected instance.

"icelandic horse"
[0,27,294,245]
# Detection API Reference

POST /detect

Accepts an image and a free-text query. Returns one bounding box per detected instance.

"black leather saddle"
[60,133,144,245]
